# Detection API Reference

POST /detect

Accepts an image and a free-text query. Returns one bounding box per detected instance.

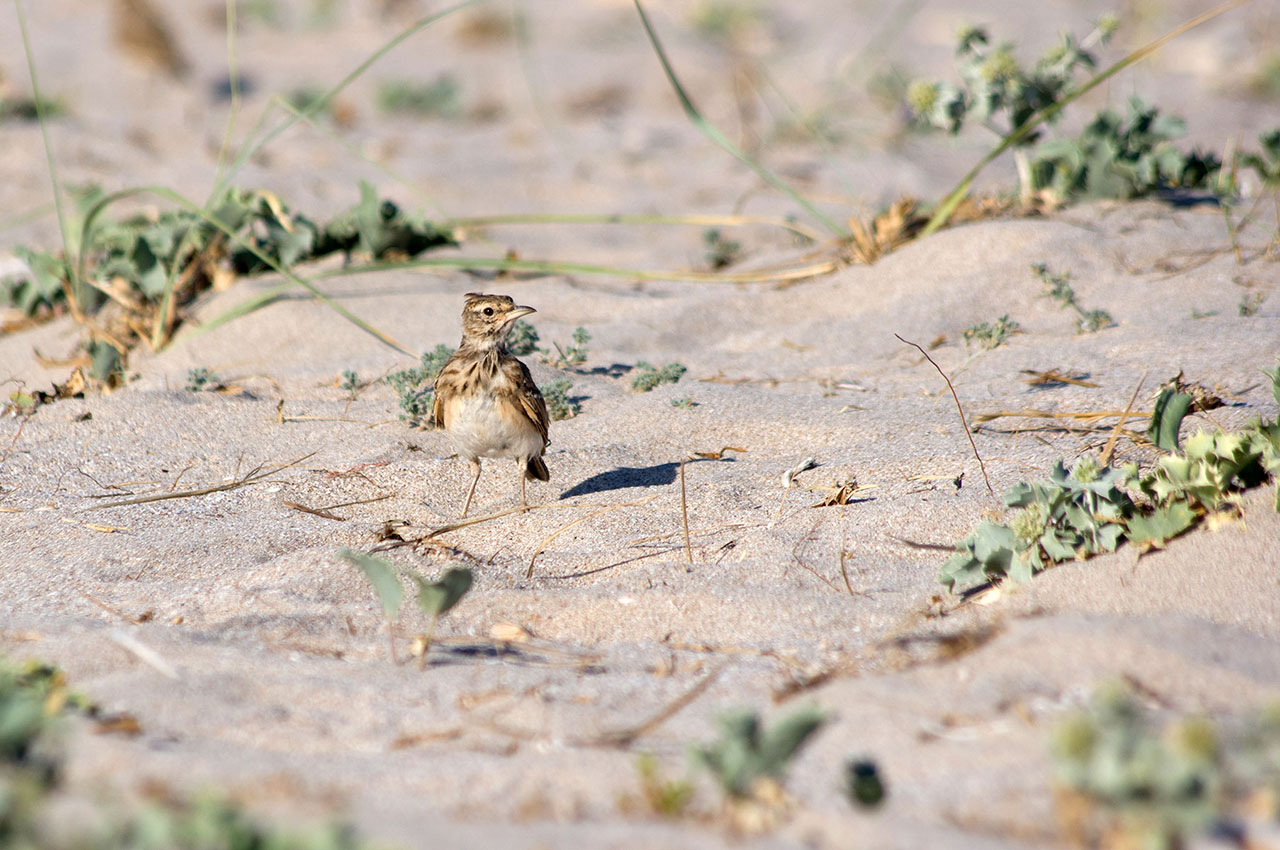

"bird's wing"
[432,355,464,429]
[503,357,550,446]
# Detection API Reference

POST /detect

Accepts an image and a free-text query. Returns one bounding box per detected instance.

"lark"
[433,293,550,517]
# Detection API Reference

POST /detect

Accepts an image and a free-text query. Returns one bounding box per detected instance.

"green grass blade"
[632,0,848,240]
[186,281,294,340]
[212,0,483,198]
[209,0,244,195]
[13,0,77,299]
[442,211,825,243]
[310,253,834,284]
[920,0,1254,237]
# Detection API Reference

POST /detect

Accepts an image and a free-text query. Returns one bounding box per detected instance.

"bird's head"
[460,292,536,346]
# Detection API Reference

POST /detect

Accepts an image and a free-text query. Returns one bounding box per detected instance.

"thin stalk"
[212,0,483,199]
[632,0,848,240]
[921,0,1254,237]
[443,211,825,243]
[14,0,78,305]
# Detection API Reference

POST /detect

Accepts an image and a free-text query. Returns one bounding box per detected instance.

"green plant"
[547,327,590,368]
[0,92,65,123]
[1028,96,1221,202]
[340,549,472,665]
[670,396,696,409]
[2,181,455,358]
[1053,683,1280,849]
[941,372,1280,590]
[506,319,540,356]
[540,378,580,421]
[385,344,454,428]
[1032,263,1114,332]
[940,456,1134,590]
[632,754,696,818]
[703,228,743,270]
[376,76,462,118]
[1136,423,1280,518]
[184,367,220,392]
[962,314,1020,350]
[907,21,1115,200]
[632,361,687,392]
[693,706,826,799]
[1239,291,1266,316]
[339,369,360,398]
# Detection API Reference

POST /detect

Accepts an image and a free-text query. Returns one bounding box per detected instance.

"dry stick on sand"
[1100,373,1148,467]
[85,453,316,510]
[679,457,693,564]
[895,334,994,497]
[526,495,662,579]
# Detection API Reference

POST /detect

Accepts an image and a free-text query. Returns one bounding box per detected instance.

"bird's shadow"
[560,456,728,499]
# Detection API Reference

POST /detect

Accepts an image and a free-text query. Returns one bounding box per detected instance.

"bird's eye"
[482,307,494,317]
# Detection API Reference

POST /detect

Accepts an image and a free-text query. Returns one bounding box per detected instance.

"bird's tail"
[525,455,550,482]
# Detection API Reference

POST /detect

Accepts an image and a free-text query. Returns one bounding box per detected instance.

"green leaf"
[1148,388,1194,452]
[340,549,404,619]
[1265,358,1280,407]
[412,567,473,618]
[756,706,827,777]
[1126,502,1197,548]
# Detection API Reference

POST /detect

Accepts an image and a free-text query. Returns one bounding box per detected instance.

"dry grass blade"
[1100,373,1147,467]
[281,500,345,521]
[895,334,994,497]
[972,408,1152,424]
[582,663,725,748]
[86,452,316,510]
[679,458,692,564]
[1021,369,1100,388]
[426,501,564,537]
[526,495,661,579]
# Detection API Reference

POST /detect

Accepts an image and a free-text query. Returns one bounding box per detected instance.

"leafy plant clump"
[1,181,456,381]
[694,706,826,800]
[184,367,221,392]
[940,378,1280,592]
[1029,96,1222,202]
[703,228,743,270]
[341,549,472,666]
[506,319,540,356]
[1032,262,1114,332]
[1053,683,1280,849]
[547,326,591,369]
[376,76,463,119]
[906,21,1223,205]
[962,314,1020,350]
[541,378,581,421]
[385,344,454,428]
[632,361,687,392]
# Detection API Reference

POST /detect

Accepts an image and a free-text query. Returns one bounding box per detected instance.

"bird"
[432,293,550,517]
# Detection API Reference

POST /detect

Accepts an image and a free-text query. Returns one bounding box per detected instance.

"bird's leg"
[518,460,528,511]
[461,457,482,518]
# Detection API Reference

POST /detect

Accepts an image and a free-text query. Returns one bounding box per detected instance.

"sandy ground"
[2,1,1280,848]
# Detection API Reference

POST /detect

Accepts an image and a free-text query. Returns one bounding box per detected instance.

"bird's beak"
[505,306,536,323]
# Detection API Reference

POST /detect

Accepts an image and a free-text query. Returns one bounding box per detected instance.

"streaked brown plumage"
[433,293,550,517]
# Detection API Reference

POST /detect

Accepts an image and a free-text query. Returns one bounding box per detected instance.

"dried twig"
[679,458,692,564]
[895,334,993,497]
[1100,373,1147,467]
[583,663,724,748]
[526,495,661,578]
[86,452,316,510]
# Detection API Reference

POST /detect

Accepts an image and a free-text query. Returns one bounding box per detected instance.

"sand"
[2,1,1279,848]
